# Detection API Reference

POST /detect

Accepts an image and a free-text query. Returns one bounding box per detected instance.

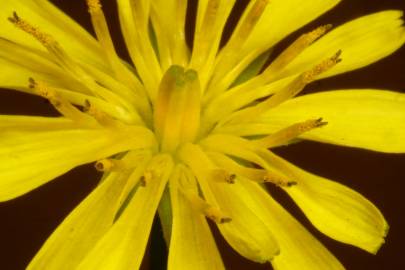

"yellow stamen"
[203,0,269,102]
[210,169,236,184]
[223,50,342,125]
[232,0,269,43]
[85,0,144,97]
[261,24,333,80]
[190,0,221,69]
[302,50,342,83]
[140,170,154,187]
[253,118,328,148]
[203,25,334,123]
[8,12,54,47]
[28,78,96,126]
[96,151,150,173]
[241,25,333,91]
[117,154,152,205]
[181,188,232,224]
[190,0,236,89]
[83,100,120,127]
[10,12,138,119]
[86,0,102,13]
[9,12,79,72]
[139,154,173,187]
[95,158,127,172]
[208,152,296,186]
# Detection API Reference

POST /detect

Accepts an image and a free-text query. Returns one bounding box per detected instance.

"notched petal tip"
[369,221,389,255]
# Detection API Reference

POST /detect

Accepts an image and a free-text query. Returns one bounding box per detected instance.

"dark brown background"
[0,0,404,269]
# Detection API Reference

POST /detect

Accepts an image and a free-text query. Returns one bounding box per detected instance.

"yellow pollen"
[181,188,232,224]
[8,12,55,47]
[190,0,221,69]
[303,50,342,83]
[9,12,138,119]
[253,118,328,148]
[224,50,342,126]
[86,0,102,14]
[28,78,98,126]
[208,151,296,187]
[262,24,333,79]
[28,78,57,101]
[140,170,154,187]
[231,0,269,45]
[83,100,118,127]
[262,171,297,187]
[210,169,236,184]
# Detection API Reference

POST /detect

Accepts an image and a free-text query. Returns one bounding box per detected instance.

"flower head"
[1,0,405,269]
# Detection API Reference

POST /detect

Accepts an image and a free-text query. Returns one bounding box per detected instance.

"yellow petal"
[0,38,65,87]
[0,38,94,95]
[278,11,405,79]
[178,143,280,263]
[168,165,225,270]
[0,123,155,201]
[77,154,173,270]
[259,150,388,254]
[238,178,345,270]
[28,170,133,270]
[210,11,405,120]
[0,0,108,71]
[150,0,189,66]
[117,0,162,95]
[191,0,236,88]
[242,0,340,57]
[0,115,73,130]
[0,57,60,91]
[257,90,405,153]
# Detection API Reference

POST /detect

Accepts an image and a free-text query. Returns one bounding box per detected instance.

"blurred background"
[0,0,404,269]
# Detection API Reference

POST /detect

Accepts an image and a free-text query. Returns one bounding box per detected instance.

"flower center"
[154,65,201,153]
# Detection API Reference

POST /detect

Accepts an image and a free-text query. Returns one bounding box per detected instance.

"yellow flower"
[0,0,404,269]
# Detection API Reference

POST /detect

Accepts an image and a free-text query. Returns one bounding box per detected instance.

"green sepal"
[231,49,272,87]
[158,185,172,246]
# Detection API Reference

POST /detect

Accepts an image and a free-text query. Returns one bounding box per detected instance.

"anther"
[181,189,232,224]
[95,158,127,172]
[140,170,153,187]
[225,50,342,125]
[28,77,58,102]
[86,0,102,14]
[262,171,297,187]
[253,118,328,148]
[208,151,296,187]
[211,169,236,184]
[212,0,268,80]
[29,78,99,126]
[302,50,342,83]
[232,0,269,44]
[8,12,55,47]
[206,208,233,224]
[84,99,118,127]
